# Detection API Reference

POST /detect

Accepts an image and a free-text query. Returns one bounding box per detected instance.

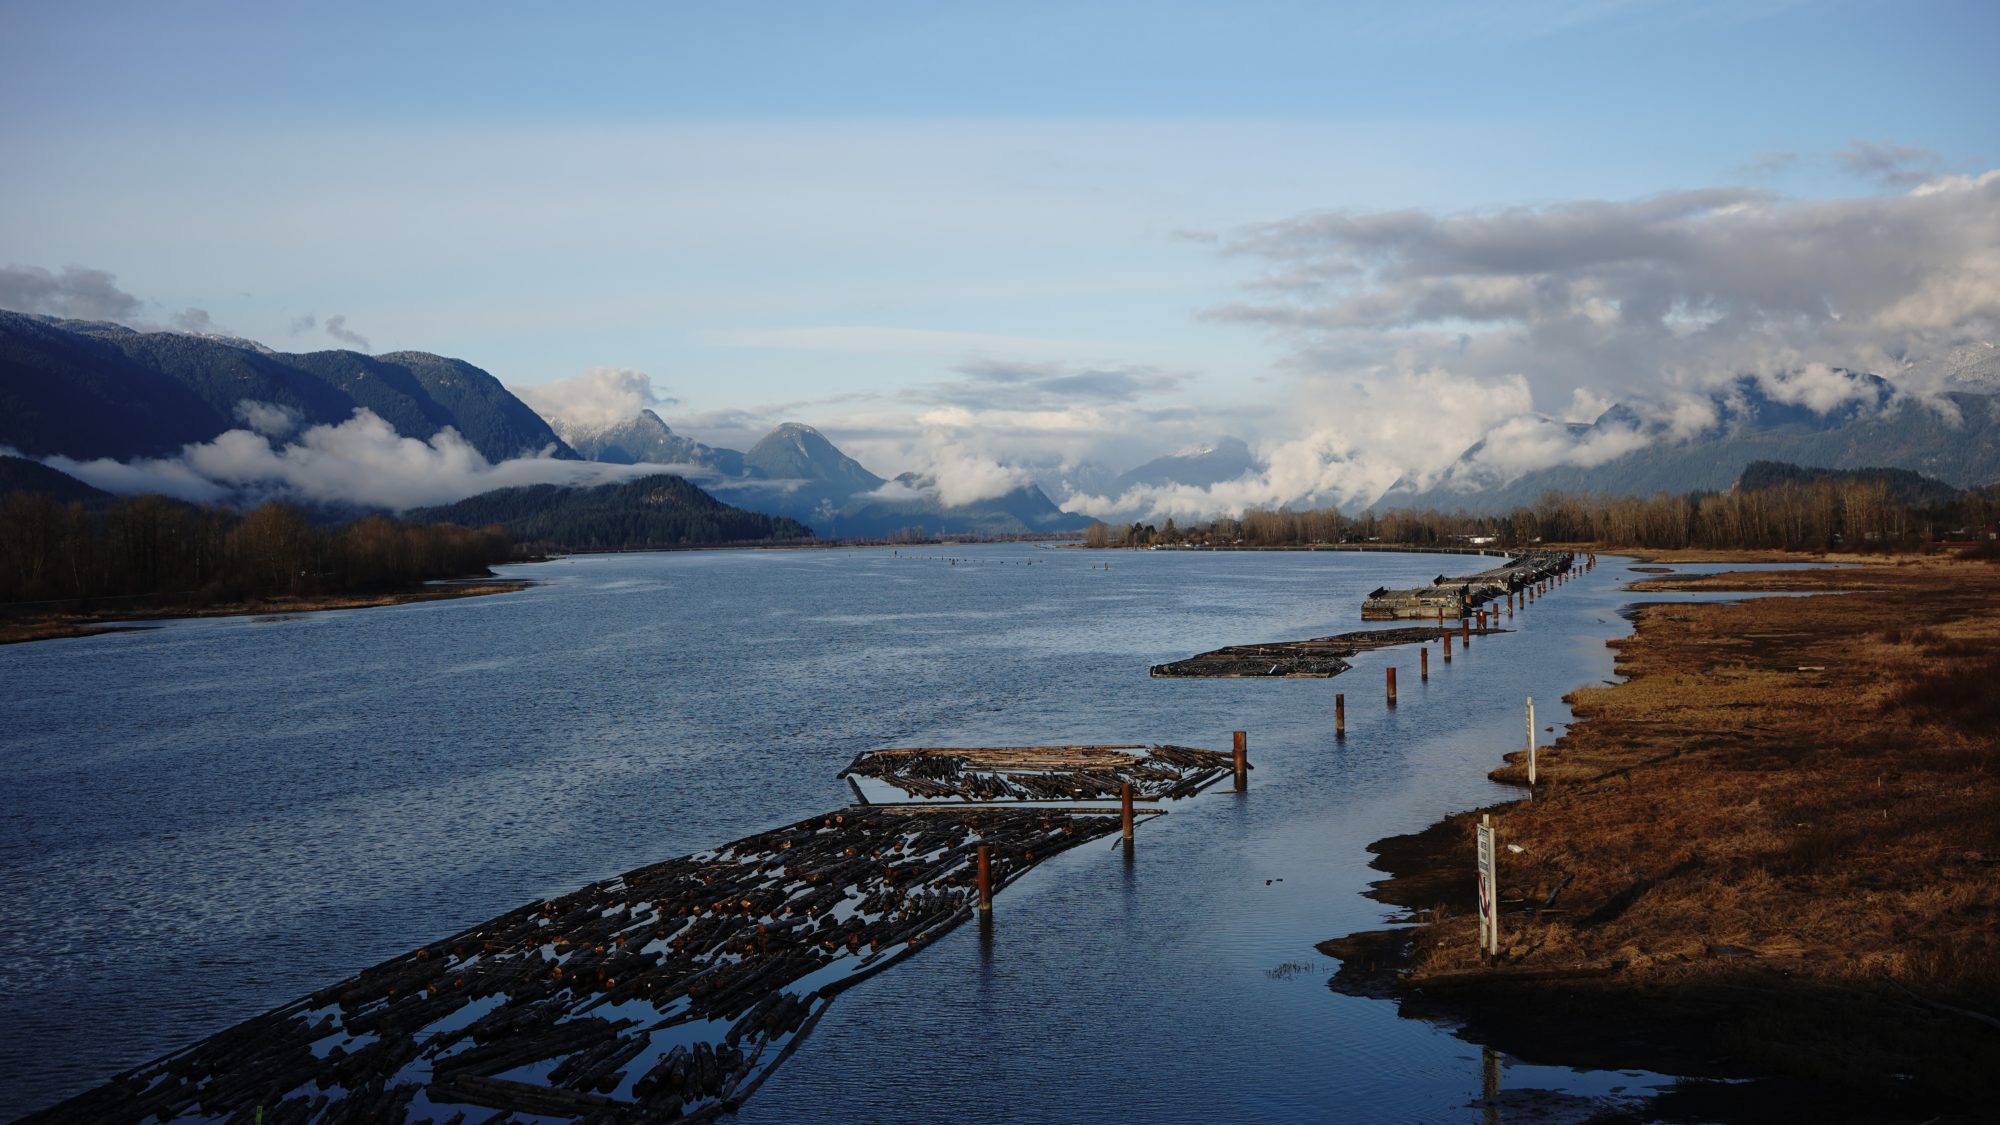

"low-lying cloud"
[510,367,675,432]
[1044,163,1999,519]
[21,160,1995,525]
[1062,363,1536,519]
[47,405,657,511]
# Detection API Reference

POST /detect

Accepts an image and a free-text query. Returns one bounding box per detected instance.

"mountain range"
[0,308,1088,538]
[1386,372,2000,513]
[552,409,746,476]
[0,311,573,463]
[405,474,812,548]
[545,408,1088,538]
[9,304,1997,529]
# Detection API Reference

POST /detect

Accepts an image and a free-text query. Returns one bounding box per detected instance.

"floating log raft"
[839,744,1239,803]
[30,805,1130,1125]
[1149,626,1500,678]
[1361,550,1573,620]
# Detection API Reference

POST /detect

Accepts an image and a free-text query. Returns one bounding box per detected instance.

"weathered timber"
[30,805,1127,1125]
[1150,626,1502,679]
[840,743,1236,803]
[1361,551,1573,620]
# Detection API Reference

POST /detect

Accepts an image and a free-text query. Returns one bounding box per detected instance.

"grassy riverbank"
[0,580,531,645]
[1320,553,2000,1122]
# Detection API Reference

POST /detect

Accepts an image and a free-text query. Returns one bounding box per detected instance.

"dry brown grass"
[1351,555,2000,1116]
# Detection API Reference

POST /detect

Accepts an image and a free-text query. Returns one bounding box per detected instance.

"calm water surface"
[1,546,1775,1121]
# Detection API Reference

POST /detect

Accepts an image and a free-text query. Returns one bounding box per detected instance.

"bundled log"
[37,787,1142,1124]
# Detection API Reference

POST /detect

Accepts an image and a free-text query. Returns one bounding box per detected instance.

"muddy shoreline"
[1318,554,2000,1123]
[0,580,531,645]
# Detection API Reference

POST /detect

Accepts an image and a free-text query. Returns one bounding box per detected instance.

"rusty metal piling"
[1232,731,1248,791]
[976,845,993,912]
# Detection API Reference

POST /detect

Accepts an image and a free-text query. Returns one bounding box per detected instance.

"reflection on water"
[0,545,1789,1121]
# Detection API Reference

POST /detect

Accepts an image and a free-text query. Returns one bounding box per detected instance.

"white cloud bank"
[29,165,1996,524]
[1064,166,2000,519]
[510,367,672,432]
[46,407,658,511]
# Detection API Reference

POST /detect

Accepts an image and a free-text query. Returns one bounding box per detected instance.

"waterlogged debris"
[839,743,1238,802]
[1361,551,1573,620]
[1155,552,1570,678]
[32,807,1126,1124]
[1150,626,1489,679]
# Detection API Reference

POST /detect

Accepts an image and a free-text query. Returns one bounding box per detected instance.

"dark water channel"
[0,546,1792,1121]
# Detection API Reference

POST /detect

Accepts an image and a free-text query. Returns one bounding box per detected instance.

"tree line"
[0,492,513,608]
[1086,476,2000,553]
[404,474,814,550]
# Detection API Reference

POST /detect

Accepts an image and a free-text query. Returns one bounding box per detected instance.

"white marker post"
[1476,814,1499,957]
[1527,696,1537,787]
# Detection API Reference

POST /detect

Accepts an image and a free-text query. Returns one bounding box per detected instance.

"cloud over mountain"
[0,265,145,322]
[1044,168,2000,519]
[511,367,674,432]
[46,406,649,511]
[1213,171,2000,408]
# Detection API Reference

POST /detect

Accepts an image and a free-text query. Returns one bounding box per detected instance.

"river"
[0,545,1766,1121]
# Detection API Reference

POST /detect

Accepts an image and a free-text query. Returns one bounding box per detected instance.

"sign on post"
[1476,815,1499,956]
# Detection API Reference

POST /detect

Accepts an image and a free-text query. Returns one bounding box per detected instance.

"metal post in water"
[1443,632,1452,662]
[1233,731,1248,791]
[1121,782,1134,840]
[1336,693,1346,738]
[1461,617,1470,644]
[1420,646,1429,680]
[1387,666,1398,706]
[1482,1046,1502,1125]
[976,844,993,911]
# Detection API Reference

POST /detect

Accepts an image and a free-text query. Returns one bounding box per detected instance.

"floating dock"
[1150,626,1500,678]
[1360,551,1572,620]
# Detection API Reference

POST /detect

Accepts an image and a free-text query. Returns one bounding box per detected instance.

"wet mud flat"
[1150,625,1504,678]
[839,743,1238,801]
[0,582,531,646]
[29,805,1136,1124]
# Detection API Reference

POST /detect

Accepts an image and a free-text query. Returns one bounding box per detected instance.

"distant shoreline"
[0,580,532,646]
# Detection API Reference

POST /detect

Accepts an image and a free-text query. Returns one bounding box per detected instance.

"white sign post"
[1476,815,1498,956]
[1527,697,1537,788]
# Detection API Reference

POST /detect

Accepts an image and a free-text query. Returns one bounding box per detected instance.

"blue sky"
[4,0,1997,511]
